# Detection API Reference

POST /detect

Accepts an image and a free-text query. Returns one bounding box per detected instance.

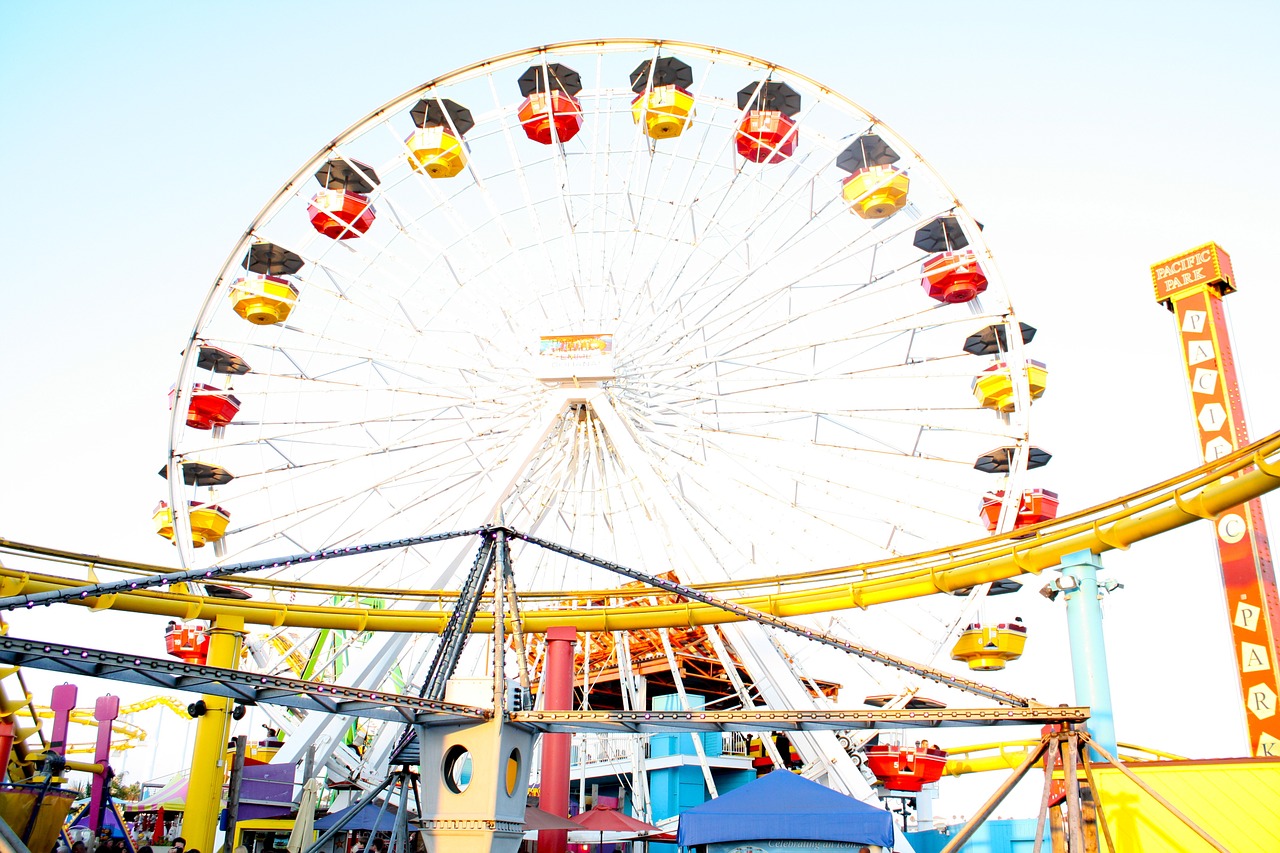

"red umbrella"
[571,807,662,834]
[523,807,581,831]
[571,807,664,847]
[150,807,165,845]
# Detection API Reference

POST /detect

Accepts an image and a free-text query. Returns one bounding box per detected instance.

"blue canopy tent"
[676,771,895,849]
[314,800,409,832]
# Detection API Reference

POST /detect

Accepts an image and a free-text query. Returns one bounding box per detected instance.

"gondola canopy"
[517,63,583,96]
[241,241,304,276]
[737,80,801,116]
[973,445,1052,473]
[630,56,693,92]
[836,133,900,173]
[313,158,380,194]
[410,97,475,136]
[914,215,970,253]
[962,322,1037,356]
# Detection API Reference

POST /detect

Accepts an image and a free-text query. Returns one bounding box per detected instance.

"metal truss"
[512,707,1090,734]
[515,530,1035,708]
[0,635,488,726]
[0,526,486,612]
[0,522,1032,707]
[0,635,1086,739]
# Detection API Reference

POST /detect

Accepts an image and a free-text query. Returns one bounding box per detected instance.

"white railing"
[571,732,751,765]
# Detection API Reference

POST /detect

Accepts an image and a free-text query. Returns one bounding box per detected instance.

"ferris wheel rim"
[161,38,1046,737]
[168,37,1035,565]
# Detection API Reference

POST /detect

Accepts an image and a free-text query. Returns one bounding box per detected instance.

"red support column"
[0,721,14,777]
[537,626,578,853]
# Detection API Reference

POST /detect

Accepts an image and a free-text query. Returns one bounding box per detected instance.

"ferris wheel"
[163,39,1046,786]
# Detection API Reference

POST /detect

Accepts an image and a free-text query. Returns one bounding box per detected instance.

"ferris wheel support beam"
[658,627,719,798]
[272,389,578,778]
[582,396,893,813]
[702,624,788,769]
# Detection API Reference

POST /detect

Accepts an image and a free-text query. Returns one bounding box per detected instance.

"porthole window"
[505,748,522,796]
[443,744,473,794]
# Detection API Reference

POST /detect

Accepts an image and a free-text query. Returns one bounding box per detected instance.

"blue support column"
[1058,549,1118,760]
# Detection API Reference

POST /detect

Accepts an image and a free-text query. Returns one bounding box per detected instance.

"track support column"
[537,626,577,853]
[1058,550,1117,759]
[184,614,244,853]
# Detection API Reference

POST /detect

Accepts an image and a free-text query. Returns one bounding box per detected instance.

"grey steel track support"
[0,635,489,726]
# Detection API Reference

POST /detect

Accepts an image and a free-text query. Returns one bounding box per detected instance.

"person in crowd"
[172,838,186,853]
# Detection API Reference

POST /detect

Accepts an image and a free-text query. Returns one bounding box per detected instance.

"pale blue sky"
[2,0,1279,817]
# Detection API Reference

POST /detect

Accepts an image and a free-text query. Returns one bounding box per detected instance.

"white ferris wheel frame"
[163,38,1041,804]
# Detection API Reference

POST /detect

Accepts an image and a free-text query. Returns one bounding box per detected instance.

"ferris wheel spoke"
[195,396,555,563]
[205,314,527,383]
[632,402,1018,453]
[624,170,957,345]
[615,396,995,530]
[647,162,843,303]
[636,284,994,400]
[603,406,913,563]
[637,411,973,511]
[608,69,756,321]
[612,119,788,325]
[631,441,974,560]
[627,203,955,369]
[182,388,543,466]
[481,72,589,328]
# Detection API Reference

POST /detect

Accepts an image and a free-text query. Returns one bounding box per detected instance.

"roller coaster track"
[941,739,1186,777]
[14,697,192,757]
[0,430,1277,633]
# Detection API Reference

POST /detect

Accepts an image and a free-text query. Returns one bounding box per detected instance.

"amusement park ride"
[1,38,1280,853]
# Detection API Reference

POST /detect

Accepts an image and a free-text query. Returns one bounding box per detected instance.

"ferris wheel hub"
[534,333,615,382]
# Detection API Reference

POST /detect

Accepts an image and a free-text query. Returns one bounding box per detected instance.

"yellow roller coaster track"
[941,739,1187,777]
[1,430,1278,633]
[11,696,192,765]
[19,696,192,741]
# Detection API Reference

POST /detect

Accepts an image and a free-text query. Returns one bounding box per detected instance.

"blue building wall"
[650,693,721,758]
[648,693,755,853]
[906,819,1049,852]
